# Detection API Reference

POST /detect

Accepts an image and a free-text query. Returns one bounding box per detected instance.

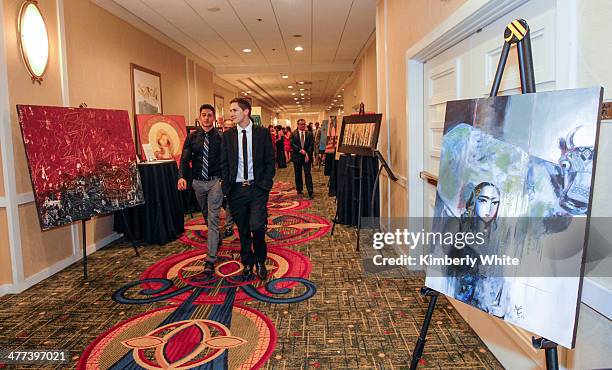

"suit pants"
[293,159,313,194]
[228,184,269,266]
[192,178,223,262]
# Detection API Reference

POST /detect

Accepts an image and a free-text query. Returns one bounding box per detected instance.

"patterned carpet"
[0,166,502,369]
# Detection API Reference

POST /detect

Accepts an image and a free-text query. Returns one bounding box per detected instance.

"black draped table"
[329,154,380,227]
[114,161,184,245]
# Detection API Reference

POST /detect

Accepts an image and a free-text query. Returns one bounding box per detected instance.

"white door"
[422,0,557,216]
[420,0,560,368]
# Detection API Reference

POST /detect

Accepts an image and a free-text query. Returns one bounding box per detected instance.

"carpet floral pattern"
[0,167,502,369]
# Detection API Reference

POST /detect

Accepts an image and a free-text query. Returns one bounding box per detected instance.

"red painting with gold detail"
[17,105,144,230]
[136,114,187,165]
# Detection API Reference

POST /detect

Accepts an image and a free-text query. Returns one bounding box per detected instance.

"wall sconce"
[18,1,49,84]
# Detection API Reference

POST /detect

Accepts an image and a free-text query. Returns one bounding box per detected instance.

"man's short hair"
[297,118,306,124]
[229,97,251,116]
[199,104,215,117]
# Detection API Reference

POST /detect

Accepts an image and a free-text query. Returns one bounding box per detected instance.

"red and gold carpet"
[78,176,323,369]
[0,167,502,369]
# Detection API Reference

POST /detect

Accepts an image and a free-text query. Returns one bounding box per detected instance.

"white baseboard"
[0,232,122,296]
[84,232,122,256]
[581,277,612,320]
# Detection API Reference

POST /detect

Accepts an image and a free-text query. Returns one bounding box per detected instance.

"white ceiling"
[101,0,376,112]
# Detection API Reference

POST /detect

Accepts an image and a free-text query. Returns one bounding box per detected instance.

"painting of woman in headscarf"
[136,114,187,166]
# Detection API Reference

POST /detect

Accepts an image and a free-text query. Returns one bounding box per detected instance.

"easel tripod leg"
[532,337,559,370]
[410,288,439,369]
[120,210,140,257]
[82,220,87,280]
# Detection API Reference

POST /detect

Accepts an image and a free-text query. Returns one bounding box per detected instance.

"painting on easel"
[425,87,603,348]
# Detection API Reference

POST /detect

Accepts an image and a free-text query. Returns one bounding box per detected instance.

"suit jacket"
[291,130,314,163]
[221,122,276,195]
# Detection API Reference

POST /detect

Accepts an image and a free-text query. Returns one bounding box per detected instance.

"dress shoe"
[256,262,268,280]
[297,190,303,195]
[243,264,254,278]
[222,227,234,239]
[203,261,215,276]
[308,193,314,199]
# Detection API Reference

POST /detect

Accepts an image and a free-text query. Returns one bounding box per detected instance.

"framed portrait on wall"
[214,94,224,124]
[337,113,382,156]
[131,63,162,115]
[131,63,162,153]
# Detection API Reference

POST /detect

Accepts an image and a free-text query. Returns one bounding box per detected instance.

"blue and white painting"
[425,87,602,349]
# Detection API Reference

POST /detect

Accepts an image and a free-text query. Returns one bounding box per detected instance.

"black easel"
[331,103,394,251]
[370,149,398,218]
[410,19,559,370]
[80,211,140,280]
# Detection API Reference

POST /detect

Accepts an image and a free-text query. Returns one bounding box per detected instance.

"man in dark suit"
[291,118,314,198]
[221,97,275,280]
[178,104,224,276]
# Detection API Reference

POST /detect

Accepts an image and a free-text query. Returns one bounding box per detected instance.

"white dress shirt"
[236,120,255,182]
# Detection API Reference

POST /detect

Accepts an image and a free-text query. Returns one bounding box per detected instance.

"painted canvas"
[338,113,382,156]
[131,64,162,115]
[424,87,603,348]
[319,120,329,152]
[17,105,144,230]
[136,114,187,165]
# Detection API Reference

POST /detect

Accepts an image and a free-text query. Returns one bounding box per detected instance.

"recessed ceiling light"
[299,88,304,91]
[292,92,296,95]
[293,34,302,38]
[282,75,288,79]
[333,99,337,102]
[247,91,251,94]
[341,88,345,91]
[242,48,252,53]
[288,85,293,88]
[257,18,263,21]
[337,95,342,97]
[300,93,304,96]
[298,81,304,84]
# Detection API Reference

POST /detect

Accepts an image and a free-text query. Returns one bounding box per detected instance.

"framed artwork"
[131,63,162,115]
[17,105,145,230]
[319,120,329,152]
[425,87,603,348]
[136,114,187,166]
[325,116,338,154]
[213,94,224,124]
[131,63,162,152]
[337,113,382,156]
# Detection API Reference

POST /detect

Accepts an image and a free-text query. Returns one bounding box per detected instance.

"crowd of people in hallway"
[178,98,326,283]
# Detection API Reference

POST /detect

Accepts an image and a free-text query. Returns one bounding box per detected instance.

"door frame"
[405,0,531,218]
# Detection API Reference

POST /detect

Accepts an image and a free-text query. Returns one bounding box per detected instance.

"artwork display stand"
[409,19,559,370]
[81,210,140,280]
[370,150,398,218]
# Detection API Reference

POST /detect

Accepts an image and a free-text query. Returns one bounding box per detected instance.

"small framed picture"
[337,113,382,156]
[131,63,162,152]
[214,94,224,125]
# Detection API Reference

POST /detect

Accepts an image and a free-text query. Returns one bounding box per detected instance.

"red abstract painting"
[17,105,144,230]
[136,114,186,165]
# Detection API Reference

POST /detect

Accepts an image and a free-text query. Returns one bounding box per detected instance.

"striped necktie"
[202,132,209,180]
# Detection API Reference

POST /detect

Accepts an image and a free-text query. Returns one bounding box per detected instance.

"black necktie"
[242,129,248,181]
